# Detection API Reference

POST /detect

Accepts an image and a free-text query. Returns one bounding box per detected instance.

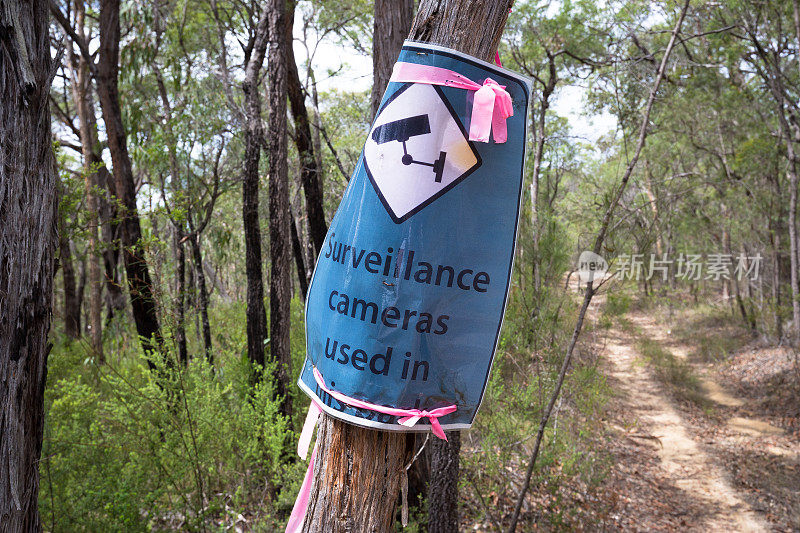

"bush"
[40,304,304,532]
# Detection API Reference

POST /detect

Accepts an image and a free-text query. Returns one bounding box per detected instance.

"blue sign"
[298,41,531,432]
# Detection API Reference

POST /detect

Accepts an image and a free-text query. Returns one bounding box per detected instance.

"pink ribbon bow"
[389,61,514,144]
[312,367,457,440]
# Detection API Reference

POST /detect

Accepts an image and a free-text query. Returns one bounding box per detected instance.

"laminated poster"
[297,40,531,434]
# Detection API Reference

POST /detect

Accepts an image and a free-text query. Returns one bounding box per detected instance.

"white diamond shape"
[364,83,482,223]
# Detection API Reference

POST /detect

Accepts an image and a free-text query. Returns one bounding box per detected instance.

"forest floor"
[593,294,800,532]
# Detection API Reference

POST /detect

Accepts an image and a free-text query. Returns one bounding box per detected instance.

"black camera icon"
[372,114,447,183]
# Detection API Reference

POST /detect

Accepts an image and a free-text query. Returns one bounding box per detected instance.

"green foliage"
[460,206,613,529]
[40,310,302,532]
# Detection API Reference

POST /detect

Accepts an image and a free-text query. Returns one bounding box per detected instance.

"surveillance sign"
[298,41,531,433]
[364,84,481,222]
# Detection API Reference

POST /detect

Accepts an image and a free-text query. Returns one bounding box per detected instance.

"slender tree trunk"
[242,5,270,372]
[0,0,58,528]
[530,58,556,293]
[173,229,188,365]
[788,158,800,340]
[371,0,413,120]
[507,4,690,529]
[770,209,784,340]
[290,209,309,300]
[428,432,461,533]
[189,233,213,364]
[302,3,514,531]
[95,0,163,359]
[302,416,411,532]
[269,0,293,420]
[286,0,327,259]
[68,4,103,358]
[99,164,125,323]
[58,208,81,339]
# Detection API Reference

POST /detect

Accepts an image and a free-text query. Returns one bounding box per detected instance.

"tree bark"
[408,0,513,63]
[58,205,81,339]
[529,57,556,293]
[241,5,270,372]
[268,0,293,420]
[290,209,309,300]
[95,0,163,359]
[189,233,213,364]
[428,432,461,533]
[302,416,410,532]
[371,0,413,120]
[67,2,103,359]
[302,3,514,531]
[99,164,126,324]
[286,0,328,259]
[173,229,188,365]
[0,0,58,529]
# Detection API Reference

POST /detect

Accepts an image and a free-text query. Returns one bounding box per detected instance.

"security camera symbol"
[371,114,448,182]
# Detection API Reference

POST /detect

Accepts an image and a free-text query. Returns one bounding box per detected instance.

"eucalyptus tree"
[506,0,610,291]
[1,1,58,529]
[51,0,165,361]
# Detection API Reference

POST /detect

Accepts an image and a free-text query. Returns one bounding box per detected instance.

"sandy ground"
[593,294,799,532]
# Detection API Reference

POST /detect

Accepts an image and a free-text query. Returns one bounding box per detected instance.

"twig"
[505,2,691,531]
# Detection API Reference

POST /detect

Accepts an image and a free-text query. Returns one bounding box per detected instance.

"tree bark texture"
[269,0,293,420]
[428,432,461,533]
[189,233,213,364]
[290,209,309,300]
[408,0,514,63]
[173,230,188,365]
[58,209,81,339]
[0,0,58,529]
[96,0,163,358]
[286,0,328,259]
[242,5,270,371]
[68,3,103,358]
[371,0,413,120]
[303,2,513,531]
[99,164,126,323]
[302,416,410,532]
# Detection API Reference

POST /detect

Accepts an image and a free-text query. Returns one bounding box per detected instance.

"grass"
[614,316,711,409]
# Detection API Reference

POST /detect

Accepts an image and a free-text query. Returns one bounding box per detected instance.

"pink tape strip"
[312,367,456,440]
[389,61,514,144]
[285,443,318,533]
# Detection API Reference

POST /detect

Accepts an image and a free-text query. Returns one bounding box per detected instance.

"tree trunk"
[530,56,556,293]
[68,3,103,358]
[96,0,163,359]
[99,164,126,323]
[0,0,58,528]
[787,158,800,340]
[428,432,461,533]
[371,0,413,120]
[58,208,81,339]
[189,233,213,364]
[269,0,293,420]
[302,3,513,531]
[286,0,328,259]
[770,213,783,340]
[408,0,513,63]
[302,416,411,532]
[173,229,188,365]
[290,209,309,300]
[242,5,270,372]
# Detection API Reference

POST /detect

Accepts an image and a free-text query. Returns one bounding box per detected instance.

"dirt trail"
[600,309,772,532]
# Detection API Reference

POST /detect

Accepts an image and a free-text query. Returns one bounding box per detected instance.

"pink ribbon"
[389,61,514,144]
[285,443,317,533]
[312,367,456,441]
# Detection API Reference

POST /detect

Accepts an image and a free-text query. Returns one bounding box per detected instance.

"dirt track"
[601,311,771,532]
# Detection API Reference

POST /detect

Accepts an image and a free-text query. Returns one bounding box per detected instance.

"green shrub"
[40,303,304,532]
